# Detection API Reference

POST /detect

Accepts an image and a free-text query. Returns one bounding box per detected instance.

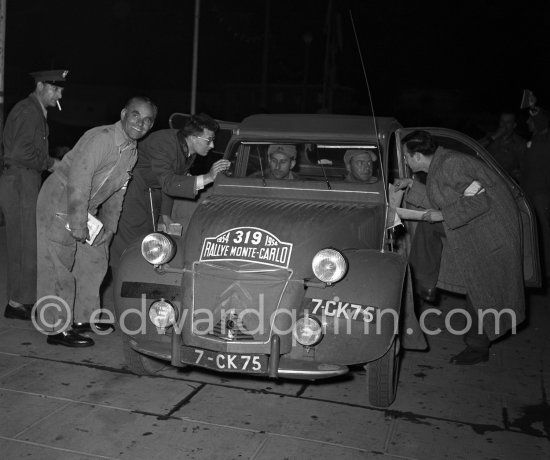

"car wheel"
[122,334,169,376]
[364,337,400,408]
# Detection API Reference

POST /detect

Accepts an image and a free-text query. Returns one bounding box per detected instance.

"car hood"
[184,194,385,276]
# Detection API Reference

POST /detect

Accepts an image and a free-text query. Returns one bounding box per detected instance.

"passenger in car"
[250,144,300,180]
[343,149,378,183]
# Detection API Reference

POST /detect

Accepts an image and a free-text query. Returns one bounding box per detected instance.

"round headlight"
[141,233,175,265]
[293,315,323,346]
[312,249,347,284]
[148,299,177,329]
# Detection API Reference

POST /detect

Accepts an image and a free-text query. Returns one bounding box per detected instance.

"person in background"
[479,111,524,182]
[35,96,157,347]
[394,130,525,365]
[0,69,67,321]
[343,149,378,183]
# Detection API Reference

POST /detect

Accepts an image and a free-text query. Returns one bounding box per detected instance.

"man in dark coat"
[0,69,67,321]
[521,108,550,283]
[35,96,157,347]
[108,114,229,285]
[395,130,525,365]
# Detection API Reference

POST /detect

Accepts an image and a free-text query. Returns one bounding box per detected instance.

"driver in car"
[252,144,300,180]
[344,149,378,183]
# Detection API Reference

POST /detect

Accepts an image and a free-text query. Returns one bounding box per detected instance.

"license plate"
[181,347,268,373]
[309,298,376,323]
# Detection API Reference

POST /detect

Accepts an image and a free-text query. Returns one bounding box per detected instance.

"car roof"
[233,114,401,143]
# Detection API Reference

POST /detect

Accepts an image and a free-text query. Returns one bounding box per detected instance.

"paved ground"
[1,225,549,459]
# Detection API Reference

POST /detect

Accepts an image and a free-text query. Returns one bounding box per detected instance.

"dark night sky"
[4,0,550,139]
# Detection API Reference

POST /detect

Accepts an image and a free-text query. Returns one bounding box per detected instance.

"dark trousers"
[102,181,161,308]
[408,221,445,290]
[0,167,42,304]
[464,296,491,351]
[529,193,550,281]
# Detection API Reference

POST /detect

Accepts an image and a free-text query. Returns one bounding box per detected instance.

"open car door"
[395,127,541,288]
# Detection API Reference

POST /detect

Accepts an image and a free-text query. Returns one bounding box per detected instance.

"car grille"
[191,261,291,343]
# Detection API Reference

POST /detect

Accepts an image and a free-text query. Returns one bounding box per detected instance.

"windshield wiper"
[315,149,332,190]
[257,147,267,186]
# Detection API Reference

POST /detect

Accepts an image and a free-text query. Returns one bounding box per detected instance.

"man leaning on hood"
[35,96,157,347]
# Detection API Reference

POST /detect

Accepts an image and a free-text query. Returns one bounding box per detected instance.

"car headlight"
[312,249,347,284]
[141,232,175,265]
[293,315,323,346]
[148,299,177,329]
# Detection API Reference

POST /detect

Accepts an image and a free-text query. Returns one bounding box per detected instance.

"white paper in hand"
[86,213,103,245]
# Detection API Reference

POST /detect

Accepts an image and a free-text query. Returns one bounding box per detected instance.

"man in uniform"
[0,69,67,321]
[35,96,157,347]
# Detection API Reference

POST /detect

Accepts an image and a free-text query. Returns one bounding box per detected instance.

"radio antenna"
[349,10,390,251]
[349,11,378,131]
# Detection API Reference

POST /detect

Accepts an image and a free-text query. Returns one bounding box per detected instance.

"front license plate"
[181,347,268,374]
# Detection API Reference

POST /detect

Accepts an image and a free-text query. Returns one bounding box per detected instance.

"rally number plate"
[181,347,268,374]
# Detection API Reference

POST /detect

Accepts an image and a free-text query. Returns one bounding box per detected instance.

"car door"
[395,127,541,288]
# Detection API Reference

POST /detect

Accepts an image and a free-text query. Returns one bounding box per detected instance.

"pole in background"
[190,0,200,114]
[301,32,312,112]
[321,0,332,112]
[0,0,6,162]
[260,0,271,110]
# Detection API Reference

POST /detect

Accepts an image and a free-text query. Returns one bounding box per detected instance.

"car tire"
[122,334,169,376]
[364,337,400,408]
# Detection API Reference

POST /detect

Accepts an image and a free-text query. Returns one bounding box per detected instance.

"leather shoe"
[4,303,33,321]
[47,330,95,347]
[450,346,489,365]
[72,322,115,333]
[419,287,439,304]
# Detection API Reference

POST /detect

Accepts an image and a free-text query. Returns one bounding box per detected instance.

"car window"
[226,142,382,184]
[432,135,478,156]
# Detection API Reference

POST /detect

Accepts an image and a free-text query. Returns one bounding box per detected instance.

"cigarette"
[56,100,62,111]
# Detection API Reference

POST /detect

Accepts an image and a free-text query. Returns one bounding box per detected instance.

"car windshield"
[228,142,382,183]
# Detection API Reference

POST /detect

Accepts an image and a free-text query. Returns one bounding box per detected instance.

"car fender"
[114,236,186,357]
[302,249,409,364]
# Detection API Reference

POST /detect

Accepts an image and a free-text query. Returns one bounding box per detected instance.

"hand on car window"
[207,159,231,182]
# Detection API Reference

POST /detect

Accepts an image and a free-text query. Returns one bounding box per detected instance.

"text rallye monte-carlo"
[114,113,540,408]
